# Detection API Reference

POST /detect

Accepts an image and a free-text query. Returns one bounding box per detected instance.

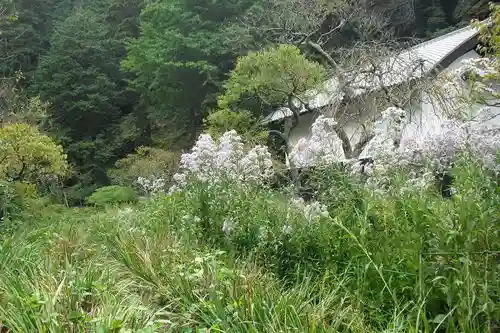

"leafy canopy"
[121,0,255,148]
[219,44,327,111]
[0,123,69,182]
[33,5,142,201]
[473,3,500,58]
[203,108,267,143]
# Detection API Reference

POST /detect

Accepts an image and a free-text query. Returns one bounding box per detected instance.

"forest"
[0,0,495,203]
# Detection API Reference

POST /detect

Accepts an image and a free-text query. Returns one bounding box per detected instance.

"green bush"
[0,181,42,222]
[87,185,138,207]
[204,108,268,145]
[107,146,179,192]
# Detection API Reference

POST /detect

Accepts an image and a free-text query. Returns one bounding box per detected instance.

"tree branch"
[353,132,375,157]
[305,40,339,70]
[317,18,347,45]
[332,123,353,158]
[268,129,300,187]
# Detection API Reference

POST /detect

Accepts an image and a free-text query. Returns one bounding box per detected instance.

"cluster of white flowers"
[378,107,406,137]
[290,197,330,222]
[169,130,274,192]
[359,109,500,193]
[116,207,136,222]
[364,107,408,158]
[222,217,235,235]
[388,111,497,170]
[441,57,499,119]
[455,57,498,80]
[289,115,345,168]
[137,176,166,195]
[282,224,293,235]
[350,57,499,190]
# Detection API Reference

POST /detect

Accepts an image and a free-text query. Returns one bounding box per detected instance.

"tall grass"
[0,156,498,332]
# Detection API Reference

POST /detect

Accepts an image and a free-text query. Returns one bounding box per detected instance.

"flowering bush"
[169,130,274,192]
[366,58,500,186]
[136,176,166,195]
[290,197,330,222]
[358,111,499,193]
[110,147,179,193]
[440,57,499,119]
[290,55,499,193]
[289,116,344,168]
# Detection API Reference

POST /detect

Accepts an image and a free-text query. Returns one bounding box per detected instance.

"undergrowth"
[0,156,498,332]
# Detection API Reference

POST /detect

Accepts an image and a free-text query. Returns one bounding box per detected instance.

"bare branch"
[305,40,339,69]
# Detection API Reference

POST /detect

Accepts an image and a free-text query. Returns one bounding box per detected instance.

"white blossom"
[290,197,330,222]
[318,57,500,192]
[440,57,499,120]
[137,176,166,195]
[289,115,345,168]
[116,207,135,221]
[222,218,235,235]
[282,224,292,235]
[258,226,268,241]
[360,111,499,192]
[169,130,274,192]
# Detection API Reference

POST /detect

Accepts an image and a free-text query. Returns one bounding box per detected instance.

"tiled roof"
[262,24,480,124]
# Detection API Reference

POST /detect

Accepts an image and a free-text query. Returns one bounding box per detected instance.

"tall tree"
[33,5,139,202]
[122,0,256,149]
[0,0,58,85]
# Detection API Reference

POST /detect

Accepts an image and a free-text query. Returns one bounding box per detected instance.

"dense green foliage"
[33,6,141,202]
[0,156,498,331]
[0,0,493,199]
[474,3,500,60]
[219,44,327,114]
[0,1,497,332]
[122,0,255,148]
[107,146,179,191]
[203,108,267,145]
[0,123,68,181]
[87,185,138,207]
[0,121,68,222]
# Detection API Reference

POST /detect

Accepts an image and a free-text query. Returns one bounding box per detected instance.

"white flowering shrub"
[290,197,330,222]
[136,176,166,195]
[292,58,500,192]
[366,57,500,186]
[440,57,499,119]
[221,217,235,235]
[454,57,499,82]
[363,106,408,159]
[169,130,274,192]
[289,115,344,168]
[359,110,500,193]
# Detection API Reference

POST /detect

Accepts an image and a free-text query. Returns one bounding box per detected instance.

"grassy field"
[0,158,498,332]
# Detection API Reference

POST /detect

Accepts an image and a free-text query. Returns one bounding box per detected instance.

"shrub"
[0,180,42,224]
[107,146,179,193]
[87,185,138,207]
[203,108,267,145]
[0,123,69,182]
